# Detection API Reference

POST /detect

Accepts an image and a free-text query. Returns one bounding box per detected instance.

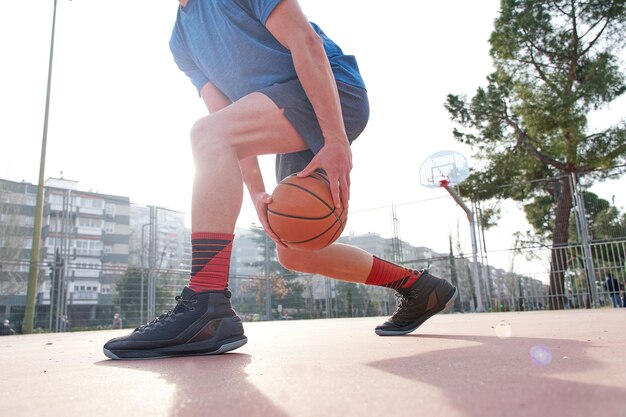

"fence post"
[570,173,599,307]
[147,205,157,319]
[264,233,271,321]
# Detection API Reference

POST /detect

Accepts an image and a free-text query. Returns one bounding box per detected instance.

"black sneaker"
[375,270,457,336]
[103,287,247,359]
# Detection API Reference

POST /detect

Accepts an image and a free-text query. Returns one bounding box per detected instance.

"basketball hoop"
[419,150,470,189]
[418,149,484,312]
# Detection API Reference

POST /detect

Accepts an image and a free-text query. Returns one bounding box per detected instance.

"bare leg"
[189,92,309,233]
[190,92,375,285]
[277,243,373,283]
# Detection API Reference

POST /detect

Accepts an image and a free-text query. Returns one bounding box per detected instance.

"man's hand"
[267,0,352,209]
[298,140,352,209]
[251,191,288,248]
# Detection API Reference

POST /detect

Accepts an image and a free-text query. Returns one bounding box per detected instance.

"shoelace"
[135,295,197,332]
[391,293,410,318]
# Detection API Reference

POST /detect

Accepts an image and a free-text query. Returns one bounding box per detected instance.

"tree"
[580,192,626,240]
[276,274,305,312]
[246,227,305,315]
[522,191,626,281]
[239,274,299,313]
[445,0,626,308]
[0,181,31,295]
[520,190,625,240]
[114,267,174,327]
[448,234,464,312]
[451,223,477,311]
[335,281,356,317]
[335,281,376,317]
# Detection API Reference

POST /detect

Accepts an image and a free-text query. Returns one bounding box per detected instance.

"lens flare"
[530,344,553,366]
[494,320,512,339]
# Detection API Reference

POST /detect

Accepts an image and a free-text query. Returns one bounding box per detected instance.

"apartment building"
[0,177,130,329]
[128,205,188,272]
[0,179,38,296]
[42,177,130,305]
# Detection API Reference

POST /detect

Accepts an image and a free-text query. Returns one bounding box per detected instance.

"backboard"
[419,150,470,189]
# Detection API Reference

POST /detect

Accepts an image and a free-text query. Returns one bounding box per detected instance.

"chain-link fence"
[1,242,625,333]
[3,240,624,333]
[0,261,400,333]
[1,168,625,333]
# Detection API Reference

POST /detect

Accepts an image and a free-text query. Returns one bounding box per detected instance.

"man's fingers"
[340,176,350,208]
[268,231,287,248]
[298,151,351,208]
[329,176,342,208]
[297,160,317,178]
[267,228,288,248]
[261,217,287,248]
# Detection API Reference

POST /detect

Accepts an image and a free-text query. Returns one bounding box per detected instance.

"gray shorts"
[258,79,369,182]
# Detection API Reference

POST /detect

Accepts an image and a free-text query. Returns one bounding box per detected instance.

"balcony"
[75,226,103,237]
[69,290,99,305]
[49,203,78,213]
[75,249,103,257]
[78,206,104,216]
[72,268,101,279]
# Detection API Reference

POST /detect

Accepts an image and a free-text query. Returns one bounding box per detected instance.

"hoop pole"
[440,180,485,312]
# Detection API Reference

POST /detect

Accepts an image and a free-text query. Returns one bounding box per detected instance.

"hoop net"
[419,150,470,189]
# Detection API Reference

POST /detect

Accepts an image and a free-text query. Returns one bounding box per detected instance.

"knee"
[189,116,227,159]
[277,246,310,273]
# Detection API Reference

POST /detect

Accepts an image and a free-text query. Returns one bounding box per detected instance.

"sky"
[1,0,625,275]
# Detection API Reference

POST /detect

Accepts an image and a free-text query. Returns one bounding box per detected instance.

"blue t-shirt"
[169,0,365,101]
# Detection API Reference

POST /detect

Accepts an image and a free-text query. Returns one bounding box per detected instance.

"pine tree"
[445,0,626,308]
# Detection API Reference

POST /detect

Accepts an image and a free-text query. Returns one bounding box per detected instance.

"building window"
[104,222,115,233]
[79,197,104,209]
[50,194,64,205]
[105,204,116,217]
[78,217,103,228]
[75,239,102,256]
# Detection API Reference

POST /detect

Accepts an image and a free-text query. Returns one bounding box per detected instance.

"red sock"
[365,256,422,290]
[189,232,234,292]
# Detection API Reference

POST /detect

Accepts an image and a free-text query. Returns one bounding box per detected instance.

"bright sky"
[1,0,625,274]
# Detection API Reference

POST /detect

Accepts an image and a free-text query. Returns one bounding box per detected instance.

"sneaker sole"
[375,287,458,336]
[103,336,248,360]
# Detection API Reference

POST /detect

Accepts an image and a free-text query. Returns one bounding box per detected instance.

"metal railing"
[2,238,624,333]
[1,166,625,332]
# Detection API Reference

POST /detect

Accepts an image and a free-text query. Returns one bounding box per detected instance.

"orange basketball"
[268,172,348,250]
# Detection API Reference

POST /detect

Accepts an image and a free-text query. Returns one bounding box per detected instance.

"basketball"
[267,172,348,250]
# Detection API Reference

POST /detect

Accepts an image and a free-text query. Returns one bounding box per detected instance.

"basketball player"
[103,0,457,359]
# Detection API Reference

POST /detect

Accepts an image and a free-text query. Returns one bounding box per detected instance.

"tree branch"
[504,114,568,170]
[566,0,580,92]
[580,16,611,56]
[583,128,611,141]
[578,142,626,173]
[551,0,569,17]
[604,142,626,161]
[528,46,563,96]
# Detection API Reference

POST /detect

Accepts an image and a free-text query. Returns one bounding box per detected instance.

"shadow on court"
[95,353,290,417]
[368,333,624,417]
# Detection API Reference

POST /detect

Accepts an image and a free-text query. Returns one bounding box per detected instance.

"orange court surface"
[1,309,625,417]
